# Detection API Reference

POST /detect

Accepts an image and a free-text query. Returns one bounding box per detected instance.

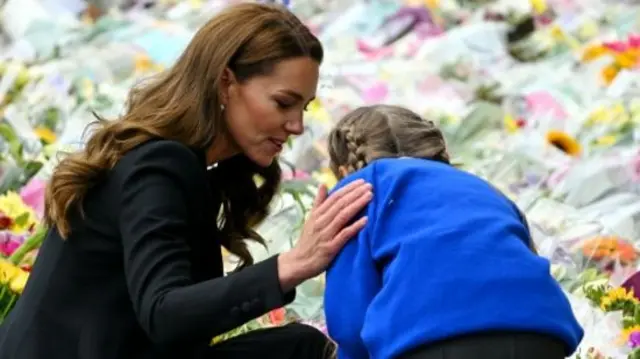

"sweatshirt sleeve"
[117,141,294,344]
[324,168,381,359]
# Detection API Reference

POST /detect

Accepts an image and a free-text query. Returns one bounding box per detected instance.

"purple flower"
[629,330,640,348]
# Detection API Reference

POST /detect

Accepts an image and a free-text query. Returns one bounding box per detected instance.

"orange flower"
[602,64,620,84]
[581,45,608,62]
[268,308,286,325]
[614,50,640,68]
[582,236,638,264]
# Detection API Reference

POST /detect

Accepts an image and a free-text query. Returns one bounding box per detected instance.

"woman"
[0,4,372,359]
[323,105,583,359]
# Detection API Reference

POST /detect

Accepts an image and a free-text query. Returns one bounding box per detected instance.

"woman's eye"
[276,100,293,109]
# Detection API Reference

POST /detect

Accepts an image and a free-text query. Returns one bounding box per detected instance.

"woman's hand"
[278,179,373,291]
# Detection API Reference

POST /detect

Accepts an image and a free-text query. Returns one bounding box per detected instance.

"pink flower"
[362,83,389,104]
[0,231,25,256]
[19,179,46,219]
[629,35,640,49]
[603,41,628,52]
[282,170,310,181]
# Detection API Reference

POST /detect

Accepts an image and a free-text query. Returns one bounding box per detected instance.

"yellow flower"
[581,45,608,62]
[0,260,29,294]
[34,127,56,144]
[424,0,439,9]
[9,269,28,294]
[549,26,565,41]
[578,21,599,39]
[620,325,640,344]
[0,192,38,233]
[546,130,582,157]
[313,168,338,190]
[586,106,609,125]
[594,135,617,146]
[134,54,154,73]
[306,99,331,124]
[504,114,519,133]
[530,0,547,14]
[0,260,19,284]
[80,78,95,101]
[602,64,620,84]
[600,287,639,311]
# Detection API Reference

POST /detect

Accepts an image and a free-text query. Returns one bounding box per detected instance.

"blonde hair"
[327,105,449,178]
[45,3,322,268]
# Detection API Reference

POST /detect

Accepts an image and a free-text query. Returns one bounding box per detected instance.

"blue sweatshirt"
[324,158,583,359]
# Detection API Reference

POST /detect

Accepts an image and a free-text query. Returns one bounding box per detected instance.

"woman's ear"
[219,68,237,106]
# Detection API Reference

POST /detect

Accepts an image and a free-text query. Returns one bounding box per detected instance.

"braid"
[343,125,367,172]
[418,119,450,164]
[328,105,452,179]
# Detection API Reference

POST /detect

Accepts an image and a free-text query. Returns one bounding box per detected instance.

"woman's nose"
[284,117,304,136]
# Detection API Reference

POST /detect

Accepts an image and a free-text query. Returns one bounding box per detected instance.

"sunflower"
[546,130,581,156]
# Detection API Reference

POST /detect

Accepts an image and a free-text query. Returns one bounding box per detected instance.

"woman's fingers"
[329,216,369,251]
[312,184,328,209]
[315,179,366,213]
[327,190,372,232]
[316,182,371,227]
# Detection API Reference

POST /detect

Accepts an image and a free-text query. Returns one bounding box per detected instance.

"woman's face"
[220,56,320,167]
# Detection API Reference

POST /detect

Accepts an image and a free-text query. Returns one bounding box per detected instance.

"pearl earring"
[220,104,225,111]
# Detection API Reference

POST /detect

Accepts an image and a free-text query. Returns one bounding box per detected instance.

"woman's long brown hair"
[44,3,323,268]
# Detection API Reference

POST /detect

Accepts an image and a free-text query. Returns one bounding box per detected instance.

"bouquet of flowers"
[581,35,640,85]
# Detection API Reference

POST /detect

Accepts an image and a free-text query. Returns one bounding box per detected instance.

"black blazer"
[0,140,295,359]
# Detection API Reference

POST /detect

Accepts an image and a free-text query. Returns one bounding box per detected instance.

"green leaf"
[23,161,43,179]
[0,123,17,143]
[630,348,640,359]
[9,225,47,265]
[13,213,29,227]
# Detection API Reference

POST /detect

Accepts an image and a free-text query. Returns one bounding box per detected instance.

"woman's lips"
[269,138,284,152]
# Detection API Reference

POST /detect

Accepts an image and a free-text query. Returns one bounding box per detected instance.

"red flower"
[268,308,286,325]
[0,213,14,230]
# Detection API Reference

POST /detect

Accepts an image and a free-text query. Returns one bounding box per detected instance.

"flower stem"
[9,226,47,265]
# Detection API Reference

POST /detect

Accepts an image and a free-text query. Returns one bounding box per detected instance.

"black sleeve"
[117,140,295,344]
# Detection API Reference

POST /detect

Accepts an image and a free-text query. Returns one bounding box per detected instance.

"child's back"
[324,160,583,359]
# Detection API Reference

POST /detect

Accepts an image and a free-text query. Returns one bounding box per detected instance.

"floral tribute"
[581,35,640,85]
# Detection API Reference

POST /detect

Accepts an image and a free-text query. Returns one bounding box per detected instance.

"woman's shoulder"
[110,139,209,192]
[124,139,204,164]
[115,139,206,173]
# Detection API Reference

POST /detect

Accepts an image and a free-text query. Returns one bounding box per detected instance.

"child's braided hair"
[328,105,450,178]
